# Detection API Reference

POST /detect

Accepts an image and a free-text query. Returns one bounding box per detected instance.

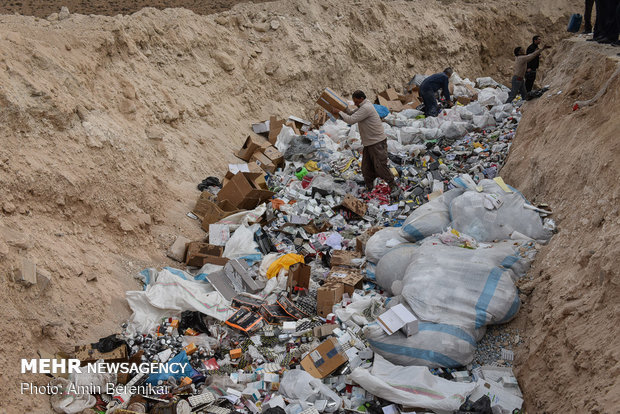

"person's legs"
[506,76,521,103]
[366,140,394,187]
[593,0,603,39]
[420,88,439,117]
[596,0,615,41]
[519,79,528,101]
[584,0,595,32]
[361,145,376,190]
[525,70,537,92]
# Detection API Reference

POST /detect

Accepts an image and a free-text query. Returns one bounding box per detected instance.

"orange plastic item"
[184,328,199,336]
[170,320,179,329]
[230,348,242,359]
[179,377,193,386]
[184,343,197,355]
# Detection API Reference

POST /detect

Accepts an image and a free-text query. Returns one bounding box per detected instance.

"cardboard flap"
[301,338,348,378]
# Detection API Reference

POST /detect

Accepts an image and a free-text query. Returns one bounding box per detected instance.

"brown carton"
[457,96,472,105]
[185,242,228,267]
[317,282,344,317]
[287,262,311,292]
[198,198,241,230]
[317,88,348,114]
[217,172,275,210]
[236,135,271,162]
[337,194,368,217]
[300,337,348,378]
[268,116,286,144]
[327,267,364,296]
[355,226,383,253]
[379,88,399,101]
[250,151,277,173]
[330,250,361,267]
[263,146,284,167]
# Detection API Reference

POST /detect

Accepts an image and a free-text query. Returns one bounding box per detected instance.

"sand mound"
[502,38,620,413]
[0,0,589,412]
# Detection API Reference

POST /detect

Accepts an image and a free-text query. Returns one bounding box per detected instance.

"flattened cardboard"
[196,196,241,229]
[378,88,399,101]
[287,262,311,292]
[317,88,348,114]
[237,135,271,162]
[217,172,274,210]
[317,282,344,317]
[330,250,361,267]
[185,242,228,267]
[457,96,472,105]
[300,337,348,379]
[268,116,286,144]
[327,267,363,296]
[337,194,368,217]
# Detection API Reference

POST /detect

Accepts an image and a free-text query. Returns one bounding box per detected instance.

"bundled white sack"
[365,227,409,263]
[450,179,552,242]
[350,354,476,411]
[476,77,501,88]
[400,126,423,145]
[401,237,526,330]
[375,243,418,294]
[440,121,469,140]
[477,87,508,107]
[364,322,480,368]
[399,188,464,242]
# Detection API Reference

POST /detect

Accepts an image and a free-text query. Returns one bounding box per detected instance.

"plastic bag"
[476,77,501,88]
[375,243,418,295]
[399,188,464,242]
[350,354,475,411]
[401,237,525,330]
[440,121,469,140]
[50,378,96,414]
[223,224,260,258]
[399,108,423,119]
[477,87,508,107]
[399,126,423,145]
[365,227,409,263]
[279,370,342,411]
[473,113,497,129]
[449,179,552,242]
[275,126,296,153]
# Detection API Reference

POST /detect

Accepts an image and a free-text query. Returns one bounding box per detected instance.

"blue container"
[567,13,582,32]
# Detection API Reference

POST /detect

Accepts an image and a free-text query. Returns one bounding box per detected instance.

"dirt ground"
[5,0,617,412]
[502,38,620,413]
[0,0,272,17]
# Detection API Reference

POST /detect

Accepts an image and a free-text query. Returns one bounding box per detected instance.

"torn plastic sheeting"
[350,354,475,412]
[279,369,342,410]
[50,378,96,414]
[136,266,218,290]
[275,125,296,153]
[364,322,480,368]
[146,350,200,385]
[266,253,305,279]
[125,268,234,334]
[401,238,524,330]
[215,204,267,229]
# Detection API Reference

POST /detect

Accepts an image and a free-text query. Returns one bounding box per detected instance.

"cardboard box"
[377,96,404,113]
[167,236,190,262]
[330,250,361,267]
[378,88,399,102]
[313,324,338,338]
[268,116,286,144]
[317,88,348,114]
[288,116,312,133]
[376,304,419,336]
[327,267,363,296]
[301,338,348,378]
[185,242,228,267]
[317,282,344,317]
[250,151,277,173]
[200,199,241,230]
[236,135,271,162]
[252,121,270,135]
[337,194,368,217]
[263,146,284,167]
[217,172,275,210]
[287,262,311,292]
[355,226,383,253]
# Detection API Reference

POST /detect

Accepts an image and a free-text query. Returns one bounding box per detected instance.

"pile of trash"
[50,73,555,414]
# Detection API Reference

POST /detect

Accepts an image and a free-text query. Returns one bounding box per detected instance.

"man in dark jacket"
[419,68,453,117]
[525,35,541,93]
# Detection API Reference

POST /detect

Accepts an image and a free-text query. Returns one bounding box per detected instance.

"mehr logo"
[21,359,82,374]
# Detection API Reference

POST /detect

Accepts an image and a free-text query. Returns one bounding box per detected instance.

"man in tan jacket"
[506,45,550,103]
[326,90,399,197]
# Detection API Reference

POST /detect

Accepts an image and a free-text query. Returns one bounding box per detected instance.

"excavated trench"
[2,0,619,412]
